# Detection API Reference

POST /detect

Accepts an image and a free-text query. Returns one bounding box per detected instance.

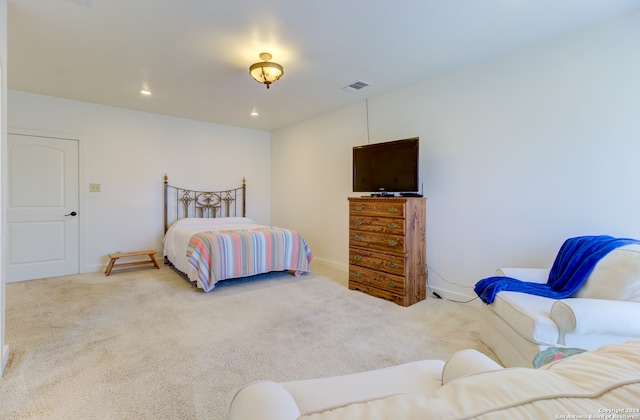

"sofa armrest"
[495,268,549,284]
[441,349,503,384]
[550,299,640,342]
[229,380,301,420]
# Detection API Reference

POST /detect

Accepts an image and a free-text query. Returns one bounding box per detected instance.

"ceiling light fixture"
[249,52,283,89]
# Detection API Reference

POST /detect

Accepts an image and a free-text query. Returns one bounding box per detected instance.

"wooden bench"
[105,250,160,276]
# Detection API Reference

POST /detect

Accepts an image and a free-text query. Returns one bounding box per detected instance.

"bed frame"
[163,174,246,234]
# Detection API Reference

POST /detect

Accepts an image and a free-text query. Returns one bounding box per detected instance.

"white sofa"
[480,244,640,367]
[229,341,640,419]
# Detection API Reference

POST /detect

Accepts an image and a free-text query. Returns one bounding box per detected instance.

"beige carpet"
[0,263,496,419]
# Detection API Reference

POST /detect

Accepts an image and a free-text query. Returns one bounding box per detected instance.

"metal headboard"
[163,174,246,233]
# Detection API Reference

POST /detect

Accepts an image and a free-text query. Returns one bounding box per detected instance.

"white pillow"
[169,216,256,230]
[574,244,640,302]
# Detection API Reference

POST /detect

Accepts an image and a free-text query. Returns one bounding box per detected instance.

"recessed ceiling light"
[250,111,259,117]
[140,89,152,96]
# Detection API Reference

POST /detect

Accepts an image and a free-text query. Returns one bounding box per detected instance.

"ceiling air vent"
[343,80,370,92]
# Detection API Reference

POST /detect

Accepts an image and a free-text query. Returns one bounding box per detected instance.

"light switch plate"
[90,183,101,192]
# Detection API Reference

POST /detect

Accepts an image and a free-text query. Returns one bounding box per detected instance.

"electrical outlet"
[90,183,101,192]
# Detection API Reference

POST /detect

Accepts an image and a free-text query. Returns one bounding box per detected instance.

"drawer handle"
[354,220,363,226]
[388,240,398,247]
[388,281,397,288]
[387,207,398,213]
[354,255,362,262]
[387,223,397,230]
[354,235,363,242]
[387,262,397,269]
[354,272,362,278]
[354,205,363,211]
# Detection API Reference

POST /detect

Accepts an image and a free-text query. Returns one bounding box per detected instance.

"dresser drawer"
[349,248,405,277]
[348,282,408,306]
[349,229,405,256]
[349,215,405,236]
[349,200,405,218]
[349,265,406,294]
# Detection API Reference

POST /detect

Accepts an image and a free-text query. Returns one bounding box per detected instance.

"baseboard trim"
[1,344,9,376]
[310,257,347,273]
[429,284,479,305]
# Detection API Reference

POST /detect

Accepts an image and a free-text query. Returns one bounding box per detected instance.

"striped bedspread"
[186,227,313,292]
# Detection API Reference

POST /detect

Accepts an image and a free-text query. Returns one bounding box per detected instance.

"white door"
[7,134,79,281]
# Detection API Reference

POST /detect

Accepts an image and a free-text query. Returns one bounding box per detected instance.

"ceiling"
[8,0,640,131]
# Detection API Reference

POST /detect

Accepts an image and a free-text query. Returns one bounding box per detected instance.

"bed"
[162,175,313,291]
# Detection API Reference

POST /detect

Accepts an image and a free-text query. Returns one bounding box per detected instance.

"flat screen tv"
[352,137,419,194]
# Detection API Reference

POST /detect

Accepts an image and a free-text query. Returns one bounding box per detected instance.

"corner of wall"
[0,0,8,378]
[1,344,8,375]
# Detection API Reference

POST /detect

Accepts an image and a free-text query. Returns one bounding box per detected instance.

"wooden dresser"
[348,197,426,306]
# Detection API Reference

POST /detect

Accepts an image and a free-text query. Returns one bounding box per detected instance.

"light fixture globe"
[249,52,284,89]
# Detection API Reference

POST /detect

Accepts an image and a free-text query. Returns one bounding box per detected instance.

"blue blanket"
[474,235,640,304]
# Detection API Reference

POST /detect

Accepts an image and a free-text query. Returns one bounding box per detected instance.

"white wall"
[271,9,640,300]
[0,0,8,376]
[271,103,367,269]
[8,92,271,273]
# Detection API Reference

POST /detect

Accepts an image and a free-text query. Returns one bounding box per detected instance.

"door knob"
[65,211,77,216]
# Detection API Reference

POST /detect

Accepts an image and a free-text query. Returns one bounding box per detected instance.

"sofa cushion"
[573,244,640,302]
[441,349,502,384]
[281,359,444,416]
[489,291,558,345]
